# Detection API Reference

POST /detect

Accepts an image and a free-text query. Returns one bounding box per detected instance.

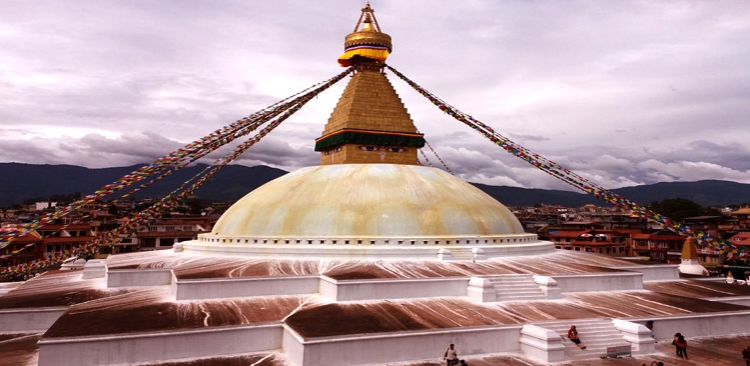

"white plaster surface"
[180,240,554,260]
[519,324,566,363]
[0,307,67,332]
[610,264,679,281]
[552,272,643,293]
[82,259,107,279]
[38,324,283,366]
[324,277,468,301]
[283,325,521,366]
[210,164,525,238]
[630,311,750,341]
[612,319,655,353]
[174,276,319,300]
[707,296,750,306]
[106,268,173,288]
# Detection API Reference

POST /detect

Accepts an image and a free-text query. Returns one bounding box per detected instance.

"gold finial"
[681,239,699,260]
[338,3,392,67]
[353,3,381,33]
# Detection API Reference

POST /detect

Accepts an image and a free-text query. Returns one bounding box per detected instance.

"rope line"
[1,68,352,279]
[385,63,734,256]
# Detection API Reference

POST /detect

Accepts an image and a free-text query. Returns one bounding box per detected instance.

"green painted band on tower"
[315,131,425,151]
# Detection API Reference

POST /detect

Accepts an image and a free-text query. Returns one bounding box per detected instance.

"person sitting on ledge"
[568,325,586,350]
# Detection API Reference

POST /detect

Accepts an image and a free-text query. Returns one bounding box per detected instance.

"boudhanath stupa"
[2,4,750,366]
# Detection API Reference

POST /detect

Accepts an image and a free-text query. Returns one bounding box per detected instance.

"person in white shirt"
[443,343,459,366]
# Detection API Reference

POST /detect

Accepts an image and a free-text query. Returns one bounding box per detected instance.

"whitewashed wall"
[174,275,319,300]
[107,268,172,287]
[284,325,522,366]
[38,323,283,366]
[0,307,66,332]
[320,276,468,301]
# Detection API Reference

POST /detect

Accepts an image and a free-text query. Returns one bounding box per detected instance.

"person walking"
[672,333,681,358]
[672,334,688,359]
[568,325,586,350]
[742,345,750,366]
[645,320,655,341]
[443,343,459,366]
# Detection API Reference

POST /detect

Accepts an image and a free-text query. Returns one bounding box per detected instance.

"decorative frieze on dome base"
[177,234,554,260]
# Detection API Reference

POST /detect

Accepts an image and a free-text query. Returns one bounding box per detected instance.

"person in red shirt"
[568,325,586,350]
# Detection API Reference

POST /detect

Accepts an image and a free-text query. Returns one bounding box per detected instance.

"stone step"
[532,318,632,361]
[445,249,476,260]
[492,282,539,288]
[497,295,548,302]
[490,276,535,281]
[490,275,546,301]
[496,290,543,296]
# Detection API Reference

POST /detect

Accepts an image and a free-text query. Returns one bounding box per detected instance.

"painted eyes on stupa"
[359,145,407,153]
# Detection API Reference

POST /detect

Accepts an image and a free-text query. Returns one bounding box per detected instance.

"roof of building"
[38,224,91,230]
[548,230,588,238]
[42,236,96,243]
[135,231,206,238]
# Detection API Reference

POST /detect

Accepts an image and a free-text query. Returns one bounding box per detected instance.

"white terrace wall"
[552,272,643,293]
[37,323,282,366]
[707,296,750,307]
[629,311,750,341]
[173,275,319,300]
[283,325,522,366]
[107,268,172,288]
[0,307,67,332]
[609,264,679,281]
[319,276,468,301]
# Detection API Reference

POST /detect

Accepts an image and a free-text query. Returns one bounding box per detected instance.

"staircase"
[446,247,476,261]
[487,274,547,301]
[533,318,630,361]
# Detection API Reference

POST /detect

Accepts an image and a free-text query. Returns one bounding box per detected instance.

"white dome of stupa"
[180,164,553,259]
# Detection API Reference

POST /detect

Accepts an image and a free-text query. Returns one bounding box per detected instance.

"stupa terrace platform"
[3,250,750,365]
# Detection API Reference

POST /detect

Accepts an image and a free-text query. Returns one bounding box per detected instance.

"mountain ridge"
[1,162,749,208]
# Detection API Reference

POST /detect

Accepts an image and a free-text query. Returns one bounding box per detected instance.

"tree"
[184,198,210,215]
[648,198,717,222]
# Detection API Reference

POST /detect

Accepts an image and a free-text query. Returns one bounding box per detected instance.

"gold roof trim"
[344,3,392,52]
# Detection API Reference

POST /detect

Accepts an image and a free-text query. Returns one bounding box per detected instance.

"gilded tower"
[315,3,425,165]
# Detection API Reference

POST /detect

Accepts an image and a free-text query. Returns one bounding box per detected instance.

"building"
[549,229,631,256]
[133,219,209,252]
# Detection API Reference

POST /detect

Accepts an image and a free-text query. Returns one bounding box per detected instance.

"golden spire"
[681,239,699,260]
[338,3,392,67]
[317,4,424,165]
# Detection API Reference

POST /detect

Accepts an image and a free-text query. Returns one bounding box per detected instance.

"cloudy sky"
[2,1,749,191]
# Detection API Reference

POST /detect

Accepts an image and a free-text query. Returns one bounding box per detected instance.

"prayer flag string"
[385,64,733,256]
[1,68,352,280]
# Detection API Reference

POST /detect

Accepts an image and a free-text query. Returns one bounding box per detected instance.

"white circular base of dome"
[187,164,554,259]
[679,259,708,276]
[176,237,555,260]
